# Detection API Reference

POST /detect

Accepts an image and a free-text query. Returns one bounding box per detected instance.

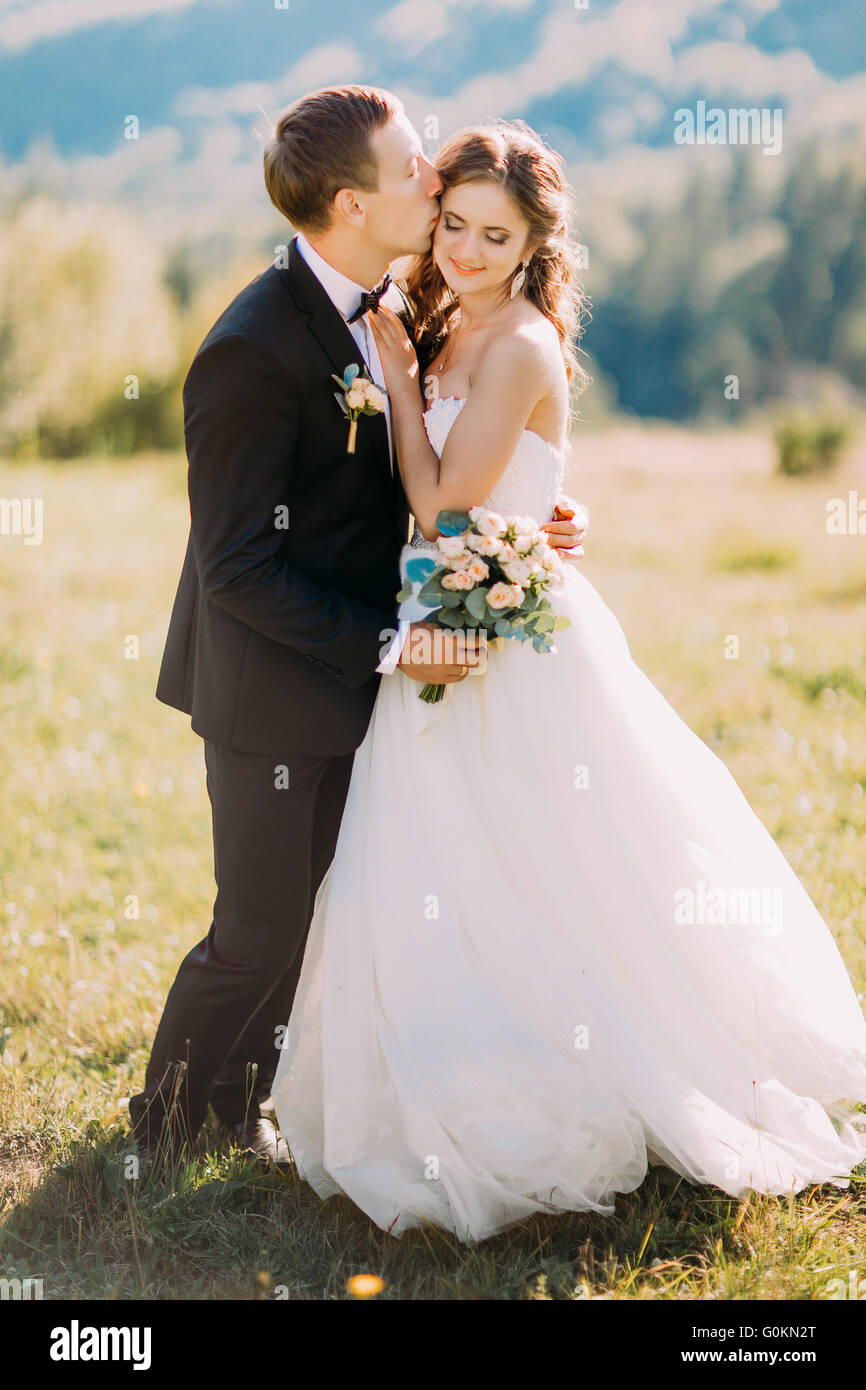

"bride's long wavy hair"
[404,120,590,400]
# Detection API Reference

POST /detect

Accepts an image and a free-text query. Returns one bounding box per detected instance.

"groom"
[129,85,583,1164]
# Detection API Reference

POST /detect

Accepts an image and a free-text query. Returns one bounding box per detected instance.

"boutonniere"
[332,364,387,454]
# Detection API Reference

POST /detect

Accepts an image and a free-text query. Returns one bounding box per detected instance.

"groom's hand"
[542,496,586,558]
[398,622,483,685]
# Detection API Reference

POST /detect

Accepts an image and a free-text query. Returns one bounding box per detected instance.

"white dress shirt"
[295,233,409,675]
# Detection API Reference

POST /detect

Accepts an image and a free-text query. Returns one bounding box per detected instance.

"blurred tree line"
[584,141,866,420]
[0,140,863,458]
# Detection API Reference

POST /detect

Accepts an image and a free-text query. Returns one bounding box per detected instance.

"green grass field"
[1,421,865,1300]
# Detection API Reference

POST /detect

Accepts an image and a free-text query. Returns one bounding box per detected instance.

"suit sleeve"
[185,332,394,690]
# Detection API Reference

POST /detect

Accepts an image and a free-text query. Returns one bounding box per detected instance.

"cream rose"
[514,532,540,555]
[467,558,490,582]
[364,383,387,412]
[475,534,502,558]
[346,385,367,410]
[437,535,467,559]
[502,557,534,586]
[475,510,506,538]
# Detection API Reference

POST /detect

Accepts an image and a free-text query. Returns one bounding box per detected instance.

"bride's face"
[433,179,531,296]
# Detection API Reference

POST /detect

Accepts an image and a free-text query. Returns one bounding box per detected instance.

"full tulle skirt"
[272,564,866,1242]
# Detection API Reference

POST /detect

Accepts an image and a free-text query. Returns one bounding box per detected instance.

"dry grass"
[1,419,865,1299]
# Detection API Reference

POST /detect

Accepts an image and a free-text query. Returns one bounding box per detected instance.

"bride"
[271,119,866,1243]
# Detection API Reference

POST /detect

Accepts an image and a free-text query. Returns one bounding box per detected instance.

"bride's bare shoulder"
[477,305,563,387]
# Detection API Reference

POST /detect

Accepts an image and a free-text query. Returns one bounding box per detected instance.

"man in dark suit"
[129,85,581,1163]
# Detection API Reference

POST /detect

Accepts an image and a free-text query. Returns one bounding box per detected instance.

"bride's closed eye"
[442,218,508,246]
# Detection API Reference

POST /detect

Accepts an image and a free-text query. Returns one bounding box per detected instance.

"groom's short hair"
[264,85,401,233]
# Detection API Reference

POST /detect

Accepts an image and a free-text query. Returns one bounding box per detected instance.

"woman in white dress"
[271,120,866,1243]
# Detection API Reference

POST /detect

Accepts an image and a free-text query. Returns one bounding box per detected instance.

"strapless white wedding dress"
[272,396,866,1243]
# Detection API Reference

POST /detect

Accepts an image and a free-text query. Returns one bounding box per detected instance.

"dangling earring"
[510,261,527,299]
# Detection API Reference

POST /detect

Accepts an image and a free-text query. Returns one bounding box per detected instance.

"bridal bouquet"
[397,506,574,703]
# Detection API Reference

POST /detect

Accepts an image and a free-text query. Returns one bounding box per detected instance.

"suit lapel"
[279,237,392,485]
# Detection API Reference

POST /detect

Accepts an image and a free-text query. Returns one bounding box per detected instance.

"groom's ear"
[333,186,367,229]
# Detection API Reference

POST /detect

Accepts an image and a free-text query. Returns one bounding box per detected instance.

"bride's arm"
[370,306,550,541]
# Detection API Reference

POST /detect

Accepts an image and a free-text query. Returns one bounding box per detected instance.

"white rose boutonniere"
[332,364,387,454]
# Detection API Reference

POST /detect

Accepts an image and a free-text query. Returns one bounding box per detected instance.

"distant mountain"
[0,0,863,168]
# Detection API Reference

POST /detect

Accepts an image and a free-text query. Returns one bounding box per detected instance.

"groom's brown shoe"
[228,1118,292,1172]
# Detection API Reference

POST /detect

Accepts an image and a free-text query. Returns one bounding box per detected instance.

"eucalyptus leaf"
[436,509,471,537]
[418,586,447,609]
[343,364,361,386]
[465,586,488,621]
[406,556,438,583]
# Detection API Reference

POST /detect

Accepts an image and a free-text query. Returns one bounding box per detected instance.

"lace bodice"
[410,396,565,552]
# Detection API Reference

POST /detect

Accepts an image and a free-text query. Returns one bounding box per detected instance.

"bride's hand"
[368,305,420,401]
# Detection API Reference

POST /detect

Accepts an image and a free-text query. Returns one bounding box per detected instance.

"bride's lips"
[449,257,484,276]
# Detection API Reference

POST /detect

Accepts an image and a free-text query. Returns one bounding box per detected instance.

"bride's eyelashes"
[442,217,509,246]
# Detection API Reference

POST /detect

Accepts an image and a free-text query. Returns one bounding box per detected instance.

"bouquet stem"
[347,419,358,454]
[419,682,446,704]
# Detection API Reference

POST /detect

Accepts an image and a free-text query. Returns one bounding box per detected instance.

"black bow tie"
[346,274,391,324]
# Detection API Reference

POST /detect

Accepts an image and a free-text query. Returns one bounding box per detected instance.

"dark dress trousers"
[129,238,413,1144]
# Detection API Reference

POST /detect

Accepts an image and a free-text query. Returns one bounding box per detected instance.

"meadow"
[1,419,865,1301]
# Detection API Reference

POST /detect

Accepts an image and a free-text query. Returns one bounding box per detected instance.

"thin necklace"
[436,297,510,374]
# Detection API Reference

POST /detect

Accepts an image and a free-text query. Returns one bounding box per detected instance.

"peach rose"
[441,570,475,590]
[487,581,516,609]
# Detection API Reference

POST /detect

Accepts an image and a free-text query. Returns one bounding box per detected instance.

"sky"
[0,0,864,246]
